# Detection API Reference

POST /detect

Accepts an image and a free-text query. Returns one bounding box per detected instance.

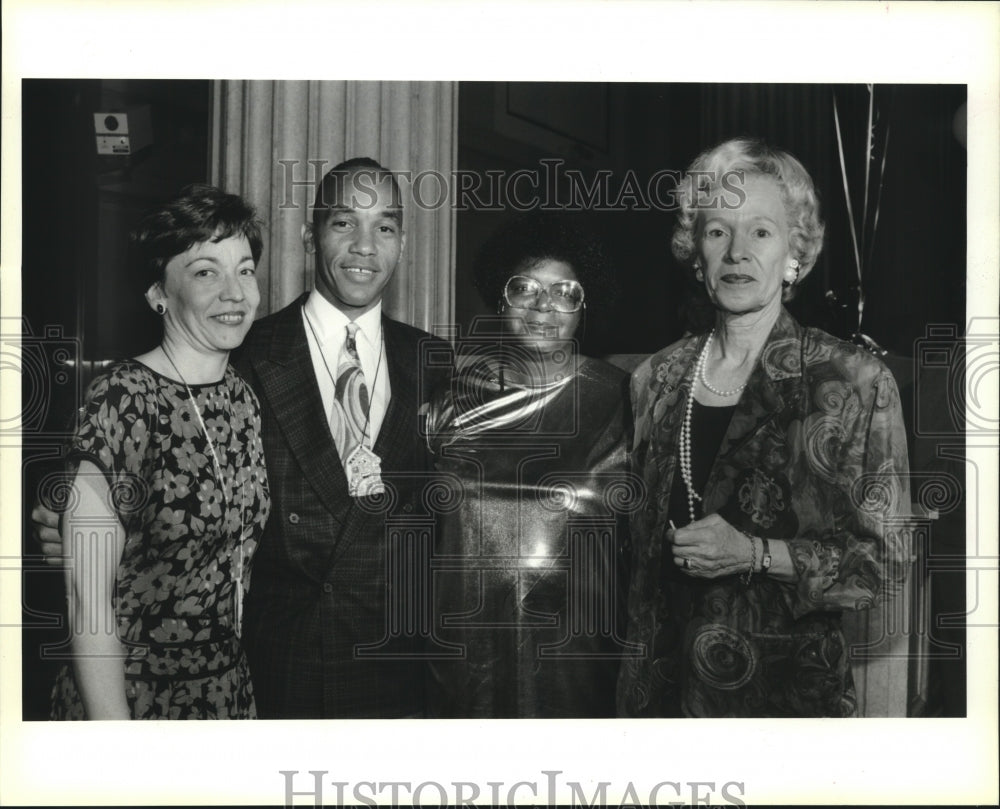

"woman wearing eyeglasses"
[423,213,637,718]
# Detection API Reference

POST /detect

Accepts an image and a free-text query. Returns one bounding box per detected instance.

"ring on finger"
[683,558,691,570]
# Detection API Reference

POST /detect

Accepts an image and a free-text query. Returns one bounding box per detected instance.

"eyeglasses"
[502,275,586,314]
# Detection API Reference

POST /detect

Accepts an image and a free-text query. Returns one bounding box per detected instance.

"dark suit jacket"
[233,294,449,718]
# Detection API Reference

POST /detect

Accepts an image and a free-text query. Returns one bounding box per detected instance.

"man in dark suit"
[235,158,445,718]
[33,158,448,719]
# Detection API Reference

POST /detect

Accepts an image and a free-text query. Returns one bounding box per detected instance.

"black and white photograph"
[2,1,997,806]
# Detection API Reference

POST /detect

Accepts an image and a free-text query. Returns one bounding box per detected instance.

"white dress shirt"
[302,290,390,444]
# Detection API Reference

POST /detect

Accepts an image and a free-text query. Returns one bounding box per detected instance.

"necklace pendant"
[346,444,385,497]
[235,578,243,639]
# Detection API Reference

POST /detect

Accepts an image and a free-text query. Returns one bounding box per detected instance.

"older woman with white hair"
[617,138,911,717]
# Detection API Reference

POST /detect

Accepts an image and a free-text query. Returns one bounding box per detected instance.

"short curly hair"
[671,138,825,301]
[132,184,263,289]
[473,212,616,312]
[311,156,404,230]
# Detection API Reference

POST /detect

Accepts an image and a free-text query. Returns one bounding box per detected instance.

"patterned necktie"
[330,322,371,470]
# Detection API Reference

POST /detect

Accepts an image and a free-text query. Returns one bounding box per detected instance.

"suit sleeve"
[785,361,911,618]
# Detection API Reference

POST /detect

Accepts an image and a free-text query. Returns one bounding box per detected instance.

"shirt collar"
[305,289,383,345]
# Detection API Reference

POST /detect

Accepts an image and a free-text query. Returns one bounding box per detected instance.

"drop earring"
[782,259,800,286]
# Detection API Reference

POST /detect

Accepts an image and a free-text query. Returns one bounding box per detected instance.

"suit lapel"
[660,337,702,469]
[372,316,418,465]
[251,296,352,525]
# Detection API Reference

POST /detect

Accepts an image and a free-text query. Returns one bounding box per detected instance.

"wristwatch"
[759,537,772,576]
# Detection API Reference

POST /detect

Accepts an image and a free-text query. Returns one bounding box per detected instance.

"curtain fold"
[209,80,457,334]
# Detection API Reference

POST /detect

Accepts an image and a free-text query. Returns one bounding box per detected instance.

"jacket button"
[403,503,413,513]
[323,583,333,594]
[289,513,300,524]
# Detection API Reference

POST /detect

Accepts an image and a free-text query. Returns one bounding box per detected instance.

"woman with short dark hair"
[51,184,271,719]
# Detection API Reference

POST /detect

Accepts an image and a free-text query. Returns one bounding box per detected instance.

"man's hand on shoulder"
[31,505,63,565]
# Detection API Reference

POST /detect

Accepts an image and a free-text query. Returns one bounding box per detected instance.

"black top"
[666,399,736,528]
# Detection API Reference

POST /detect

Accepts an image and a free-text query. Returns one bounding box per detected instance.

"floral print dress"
[51,361,270,719]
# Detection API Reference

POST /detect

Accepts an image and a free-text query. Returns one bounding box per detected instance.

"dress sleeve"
[785,360,911,617]
[66,367,153,521]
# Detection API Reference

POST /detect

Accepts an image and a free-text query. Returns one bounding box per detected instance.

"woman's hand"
[668,514,753,579]
[669,514,796,582]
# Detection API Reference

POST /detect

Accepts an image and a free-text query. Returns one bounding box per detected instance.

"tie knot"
[345,322,360,351]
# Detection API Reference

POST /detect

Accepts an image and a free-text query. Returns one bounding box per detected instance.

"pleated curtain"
[209,80,457,335]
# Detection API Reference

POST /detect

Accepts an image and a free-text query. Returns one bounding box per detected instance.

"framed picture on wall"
[493,82,621,166]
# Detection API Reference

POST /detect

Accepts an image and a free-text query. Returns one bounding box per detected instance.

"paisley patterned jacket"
[617,308,911,717]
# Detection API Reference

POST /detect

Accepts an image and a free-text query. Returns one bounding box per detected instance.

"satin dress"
[424,353,639,717]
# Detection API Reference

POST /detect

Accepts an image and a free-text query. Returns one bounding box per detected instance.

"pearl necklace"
[678,334,713,523]
[162,346,247,638]
[679,330,753,523]
[699,331,747,397]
